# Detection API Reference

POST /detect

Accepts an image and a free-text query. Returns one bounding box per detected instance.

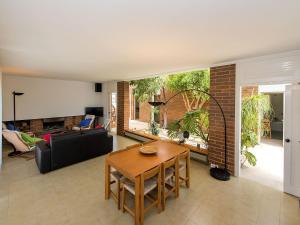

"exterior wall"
[139,102,151,123]
[242,86,258,98]
[209,64,236,175]
[136,89,188,126]
[159,90,188,126]
[117,81,130,135]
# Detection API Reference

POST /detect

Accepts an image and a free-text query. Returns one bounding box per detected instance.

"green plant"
[130,77,165,102]
[130,77,166,125]
[167,109,209,147]
[149,121,159,135]
[166,70,210,111]
[241,94,273,166]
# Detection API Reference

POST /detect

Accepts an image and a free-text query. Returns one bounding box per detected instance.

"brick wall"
[117,81,130,135]
[30,119,43,132]
[73,115,84,127]
[64,117,74,130]
[29,115,84,132]
[159,90,188,126]
[208,64,236,175]
[64,115,84,130]
[137,89,208,127]
[242,86,258,98]
[136,89,189,126]
[139,102,151,123]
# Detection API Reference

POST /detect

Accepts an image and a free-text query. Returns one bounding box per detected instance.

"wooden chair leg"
[105,162,111,199]
[186,153,190,188]
[161,171,166,210]
[122,186,126,213]
[175,160,179,197]
[140,178,145,225]
[117,180,121,209]
[157,170,162,213]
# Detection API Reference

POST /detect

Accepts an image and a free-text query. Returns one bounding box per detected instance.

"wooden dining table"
[105,140,190,225]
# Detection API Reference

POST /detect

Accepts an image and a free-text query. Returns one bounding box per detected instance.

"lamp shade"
[148,101,164,107]
[13,91,24,96]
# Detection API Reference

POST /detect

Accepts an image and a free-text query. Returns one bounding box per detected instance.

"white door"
[284,84,300,197]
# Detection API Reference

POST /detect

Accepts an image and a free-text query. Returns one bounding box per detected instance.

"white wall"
[235,50,300,176]
[2,75,107,121]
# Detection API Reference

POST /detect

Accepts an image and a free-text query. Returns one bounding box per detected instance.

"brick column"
[117,81,130,135]
[30,119,43,132]
[208,64,236,175]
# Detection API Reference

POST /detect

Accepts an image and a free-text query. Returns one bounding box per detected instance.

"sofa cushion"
[80,119,92,127]
[41,133,51,145]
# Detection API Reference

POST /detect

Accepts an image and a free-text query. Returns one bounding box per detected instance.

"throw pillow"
[41,133,51,145]
[20,132,43,147]
[79,119,92,127]
[7,123,19,131]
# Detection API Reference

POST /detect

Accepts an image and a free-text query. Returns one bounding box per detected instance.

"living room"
[1,74,119,171]
[1,1,300,225]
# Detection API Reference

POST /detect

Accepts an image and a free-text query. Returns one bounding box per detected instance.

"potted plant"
[149,121,160,135]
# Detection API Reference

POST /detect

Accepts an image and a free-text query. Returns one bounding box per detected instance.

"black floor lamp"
[148,89,230,181]
[8,91,24,157]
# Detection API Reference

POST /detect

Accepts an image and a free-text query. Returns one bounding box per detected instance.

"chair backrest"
[85,114,95,127]
[2,130,29,152]
[163,157,178,170]
[179,151,189,160]
[143,165,161,181]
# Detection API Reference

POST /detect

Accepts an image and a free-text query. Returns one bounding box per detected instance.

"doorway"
[109,92,117,133]
[240,85,284,191]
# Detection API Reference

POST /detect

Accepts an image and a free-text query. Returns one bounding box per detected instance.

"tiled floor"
[241,138,284,191]
[0,135,299,225]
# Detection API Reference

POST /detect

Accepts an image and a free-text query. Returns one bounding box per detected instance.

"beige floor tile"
[0,134,299,225]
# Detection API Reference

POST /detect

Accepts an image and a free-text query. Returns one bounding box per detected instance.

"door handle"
[285,138,290,143]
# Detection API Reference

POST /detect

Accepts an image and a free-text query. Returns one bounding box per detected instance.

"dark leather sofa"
[35,128,113,173]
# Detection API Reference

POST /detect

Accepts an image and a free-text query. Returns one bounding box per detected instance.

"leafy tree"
[166,70,210,111]
[130,70,210,140]
[130,77,166,124]
[129,77,165,102]
[241,94,274,166]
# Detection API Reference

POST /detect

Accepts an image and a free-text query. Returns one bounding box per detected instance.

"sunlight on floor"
[241,138,284,191]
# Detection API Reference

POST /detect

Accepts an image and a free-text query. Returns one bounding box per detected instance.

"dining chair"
[108,149,128,209]
[178,151,190,188]
[161,157,179,210]
[121,165,162,225]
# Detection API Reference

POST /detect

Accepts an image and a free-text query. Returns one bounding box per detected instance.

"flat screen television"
[85,107,103,117]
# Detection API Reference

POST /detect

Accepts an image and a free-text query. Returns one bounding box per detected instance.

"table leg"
[186,151,191,188]
[175,157,179,198]
[134,176,141,225]
[105,161,111,199]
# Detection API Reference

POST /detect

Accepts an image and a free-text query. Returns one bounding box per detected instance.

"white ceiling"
[0,0,300,82]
